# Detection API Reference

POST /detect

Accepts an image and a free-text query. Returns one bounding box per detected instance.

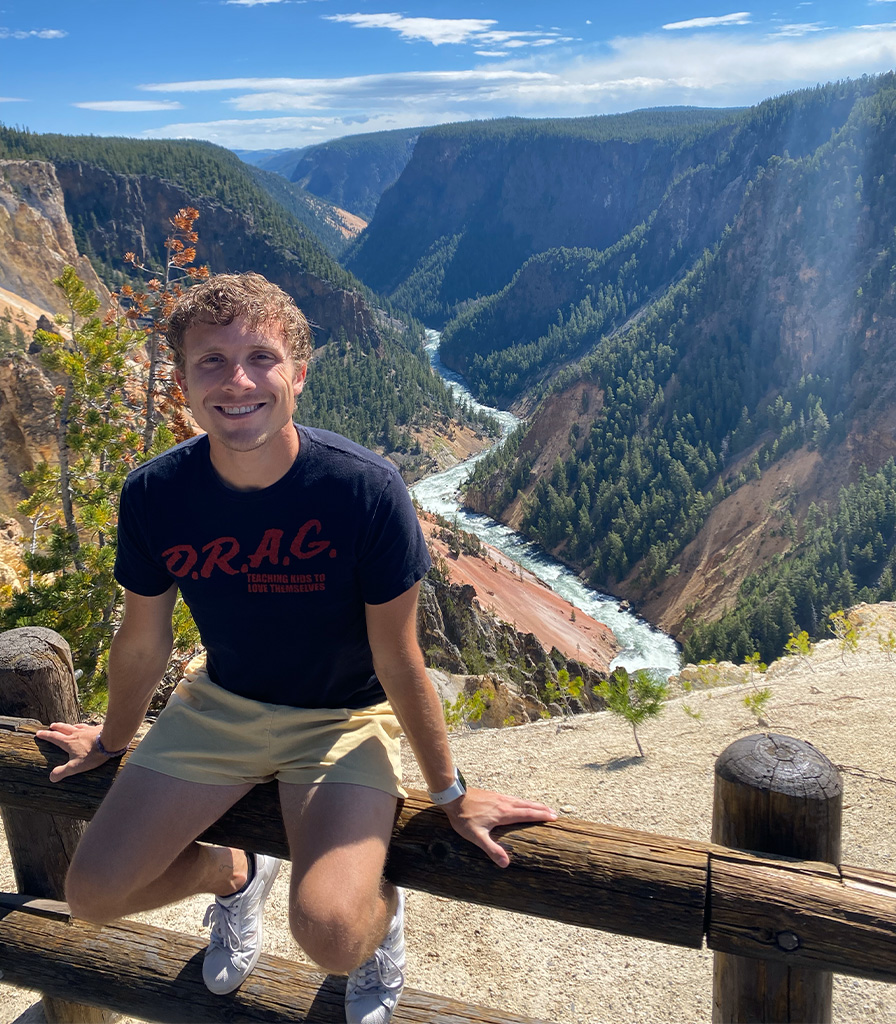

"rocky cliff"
[418,575,609,722]
[0,160,108,314]
[0,161,89,523]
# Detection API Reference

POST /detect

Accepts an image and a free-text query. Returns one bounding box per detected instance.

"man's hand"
[35,722,111,782]
[441,788,558,868]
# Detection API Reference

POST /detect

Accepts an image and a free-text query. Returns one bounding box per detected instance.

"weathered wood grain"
[0,893,548,1023]
[707,850,896,983]
[711,733,843,1023]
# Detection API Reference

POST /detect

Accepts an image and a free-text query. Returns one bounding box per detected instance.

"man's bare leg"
[278,781,398,974]
[65,762,256,923]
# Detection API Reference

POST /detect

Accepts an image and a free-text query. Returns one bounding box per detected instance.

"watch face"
[457,769,467,791]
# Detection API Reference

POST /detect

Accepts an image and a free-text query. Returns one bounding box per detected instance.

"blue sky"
[2,1,895,152]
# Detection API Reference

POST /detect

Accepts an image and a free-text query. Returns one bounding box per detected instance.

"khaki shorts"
[127,663,405,798]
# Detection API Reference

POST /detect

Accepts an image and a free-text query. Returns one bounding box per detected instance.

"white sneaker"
[202,852,281,995]
[345,888,406,1024]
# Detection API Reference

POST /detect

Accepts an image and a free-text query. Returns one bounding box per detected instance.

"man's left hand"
[441,788,557,867]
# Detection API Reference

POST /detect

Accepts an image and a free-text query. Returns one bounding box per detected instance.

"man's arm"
[36,585,178,781]
[366,582,557,868]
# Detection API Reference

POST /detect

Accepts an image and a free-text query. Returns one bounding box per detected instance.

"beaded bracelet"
[95,733,129,758]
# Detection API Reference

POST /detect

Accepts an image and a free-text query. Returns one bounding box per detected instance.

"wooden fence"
[1,626,895,1023]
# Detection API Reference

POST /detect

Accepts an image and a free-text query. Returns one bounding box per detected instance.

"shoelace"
[352,948,405,994]
[203,900,244,954]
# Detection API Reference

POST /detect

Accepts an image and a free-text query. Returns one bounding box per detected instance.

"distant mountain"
[345,108,748,327]
[437,87,867,405]
[250,127,423,220]
[232,147,297,169]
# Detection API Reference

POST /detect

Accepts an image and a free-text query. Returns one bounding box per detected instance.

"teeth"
[221,405,261,415]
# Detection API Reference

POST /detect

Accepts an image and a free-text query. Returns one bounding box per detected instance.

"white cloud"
[0,96,27,102]
[856,21,896,28]
[323,13,566,51]
[663,13,752,30]
[136,25,896,149]
[768,22,830,37]
[73,100,184,112]
[324,14,498,46]
[0,28,67,39]
[140,111,452,149]
[142,69,555,103]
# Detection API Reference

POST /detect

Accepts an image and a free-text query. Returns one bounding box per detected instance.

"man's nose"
[224,361,253,387]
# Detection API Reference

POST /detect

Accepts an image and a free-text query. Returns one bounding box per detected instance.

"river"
[410,331,680,676]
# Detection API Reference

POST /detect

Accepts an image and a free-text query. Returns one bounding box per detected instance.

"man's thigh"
[70,762,254,894]
[278,781,397,910]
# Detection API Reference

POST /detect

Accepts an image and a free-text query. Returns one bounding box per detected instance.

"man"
[37,272,556,1024]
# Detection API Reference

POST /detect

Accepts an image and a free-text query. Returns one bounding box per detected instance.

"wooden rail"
[0,893,545,1024]
[2,724,896,983]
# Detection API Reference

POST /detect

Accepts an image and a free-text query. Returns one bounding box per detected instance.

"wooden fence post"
[711,733,842,1024]
[0,625,115,1024]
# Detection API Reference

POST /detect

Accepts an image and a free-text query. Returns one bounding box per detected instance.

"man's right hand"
[35,722,114,782]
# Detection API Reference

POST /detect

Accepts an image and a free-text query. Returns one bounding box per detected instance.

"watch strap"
[428,767,467,805]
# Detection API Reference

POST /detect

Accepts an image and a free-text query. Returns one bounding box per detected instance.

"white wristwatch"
[428,767,467,805]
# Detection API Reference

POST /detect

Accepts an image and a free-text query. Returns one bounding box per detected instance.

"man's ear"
[174,368,189,403]
[294,363,308,397]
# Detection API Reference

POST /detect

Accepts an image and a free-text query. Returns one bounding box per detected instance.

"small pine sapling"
[878,630,896,662]
[681,703,703,723]
[785,630,814,668]
[829,610,861,663]
[743,650,767,685]
[595,667,668,757]
[545,668,585,716]
[442,689,487,732]
[743,687,773,722]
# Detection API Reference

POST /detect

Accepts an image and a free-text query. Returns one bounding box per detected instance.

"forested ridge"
[286,127,423,221]
[0,127,358,293]
[462,74,896,663]
[345,107,746,324]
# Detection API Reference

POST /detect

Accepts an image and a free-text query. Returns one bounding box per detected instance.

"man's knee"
[289,893,382,972]
[65,858,127,924]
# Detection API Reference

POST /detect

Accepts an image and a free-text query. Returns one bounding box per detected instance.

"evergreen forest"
[455,74,896,663]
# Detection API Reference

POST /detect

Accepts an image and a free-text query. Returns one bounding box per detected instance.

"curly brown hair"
[166,272,312,371]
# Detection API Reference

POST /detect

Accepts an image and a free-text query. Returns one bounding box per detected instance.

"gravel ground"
[3,604,896,1024]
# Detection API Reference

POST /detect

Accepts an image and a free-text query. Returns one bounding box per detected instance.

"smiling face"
[175,317,307,488]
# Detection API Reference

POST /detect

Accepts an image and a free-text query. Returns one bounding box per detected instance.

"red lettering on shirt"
[200,537,240,577]
[289,520,331,560]
[248,529,284,568]
[163,544,198,578]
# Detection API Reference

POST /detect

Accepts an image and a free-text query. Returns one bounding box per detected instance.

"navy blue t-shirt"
[114,425,431,709]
